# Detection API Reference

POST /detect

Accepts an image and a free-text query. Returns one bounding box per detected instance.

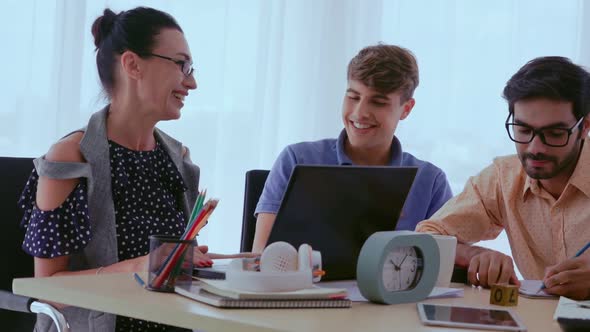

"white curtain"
[1,1,587,275]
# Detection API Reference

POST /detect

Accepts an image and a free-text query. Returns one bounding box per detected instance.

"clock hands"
[390,259,400,271]
[387,253,412,289]
[389,254,409,290]
[399,253,409,267]
[390,253,409,271]
[398,254,409,289]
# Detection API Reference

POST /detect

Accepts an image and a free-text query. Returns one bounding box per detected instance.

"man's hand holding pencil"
[542,244,590,300]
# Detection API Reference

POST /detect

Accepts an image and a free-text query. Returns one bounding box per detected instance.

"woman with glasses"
[19,7,206,331]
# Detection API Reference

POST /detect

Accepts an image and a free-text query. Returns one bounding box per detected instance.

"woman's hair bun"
[91,8,119,49]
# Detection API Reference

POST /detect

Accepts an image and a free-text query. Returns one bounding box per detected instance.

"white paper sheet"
[553,296,590,320]
[318,280,463,302]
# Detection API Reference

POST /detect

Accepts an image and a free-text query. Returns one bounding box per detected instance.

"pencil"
[573,242,590,258]
[185,190,207,233]
[188,190,205,225]
[170,193,212,277]
[159,190,206,277]
[150,199,218,289]
[157,191,212,274]
[540,240,590,291]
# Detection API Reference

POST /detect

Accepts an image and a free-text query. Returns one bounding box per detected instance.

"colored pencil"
[150,199,218,289]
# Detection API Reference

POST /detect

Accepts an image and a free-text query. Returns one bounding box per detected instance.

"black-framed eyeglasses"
[144,53,194,77]
[505,113,585,147]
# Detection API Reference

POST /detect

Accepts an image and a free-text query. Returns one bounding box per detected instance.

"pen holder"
[147,235,196,292]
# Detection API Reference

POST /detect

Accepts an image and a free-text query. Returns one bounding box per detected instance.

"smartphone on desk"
[417,303,527,331]
[193,264,228,280]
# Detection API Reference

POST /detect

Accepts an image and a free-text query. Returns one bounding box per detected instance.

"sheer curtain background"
[2,0,589,277]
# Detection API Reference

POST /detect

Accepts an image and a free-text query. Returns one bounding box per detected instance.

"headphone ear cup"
[259,241,298,272]
[297,244,312,271]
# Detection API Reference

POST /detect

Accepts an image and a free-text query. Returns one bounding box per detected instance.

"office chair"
[0,157,69,331]
[240,169,270,252]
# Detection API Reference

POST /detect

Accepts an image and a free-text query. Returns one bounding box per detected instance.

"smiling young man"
[252,44,453,253]
[416,56,590,300]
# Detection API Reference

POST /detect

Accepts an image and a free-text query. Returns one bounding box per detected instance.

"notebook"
[518,280,557,298]
[175,282,351,309]
[267,165,418,280]
[196,278,348,300]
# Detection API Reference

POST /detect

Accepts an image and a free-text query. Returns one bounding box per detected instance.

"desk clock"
[356,231,440,304]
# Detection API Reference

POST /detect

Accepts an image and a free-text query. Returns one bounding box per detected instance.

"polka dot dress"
[19,176,90,258]
[20,139,191,332]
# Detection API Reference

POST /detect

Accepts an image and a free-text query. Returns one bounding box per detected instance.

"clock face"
[381,246,420,291]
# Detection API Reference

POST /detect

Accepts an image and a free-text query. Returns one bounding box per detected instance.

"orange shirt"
[416,138,590,279]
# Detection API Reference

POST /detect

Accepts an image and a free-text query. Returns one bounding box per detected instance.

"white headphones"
[226,241,323,292]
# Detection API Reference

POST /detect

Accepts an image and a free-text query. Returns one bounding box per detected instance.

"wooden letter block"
[490,284,519,306]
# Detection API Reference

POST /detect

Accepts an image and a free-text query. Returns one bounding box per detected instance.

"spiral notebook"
[175,283,351,308]
[197,278,348,300]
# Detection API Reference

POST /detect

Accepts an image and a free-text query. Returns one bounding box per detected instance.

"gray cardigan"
[34,107,200,331]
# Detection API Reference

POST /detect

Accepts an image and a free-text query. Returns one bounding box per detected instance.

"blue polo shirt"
[255,130,453,231]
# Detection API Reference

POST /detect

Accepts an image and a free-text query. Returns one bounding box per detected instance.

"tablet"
[417,303,527,331]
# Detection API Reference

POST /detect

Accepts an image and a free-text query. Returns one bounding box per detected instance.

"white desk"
[13,273,560,331]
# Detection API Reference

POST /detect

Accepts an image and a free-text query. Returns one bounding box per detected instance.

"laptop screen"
[267,165,417,280]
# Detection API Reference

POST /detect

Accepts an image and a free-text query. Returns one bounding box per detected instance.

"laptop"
[267,165,417,280]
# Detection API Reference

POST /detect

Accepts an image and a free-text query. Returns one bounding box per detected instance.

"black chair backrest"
[240,170,270,252]
[0,157,36,331]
